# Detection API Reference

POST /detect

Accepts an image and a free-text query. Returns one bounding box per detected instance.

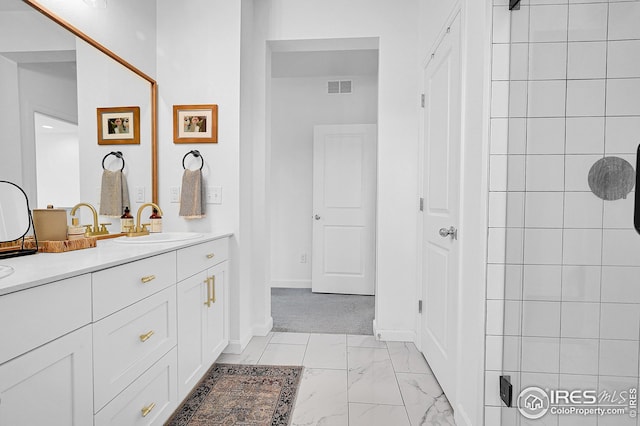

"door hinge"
[418,300,423,314]
[420,94,425,108]
[419,197,424,212]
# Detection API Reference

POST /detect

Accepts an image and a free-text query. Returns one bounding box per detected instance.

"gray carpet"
[271,288,374,335]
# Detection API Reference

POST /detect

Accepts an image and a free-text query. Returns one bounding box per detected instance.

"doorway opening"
[267,38,379,335]
[34,112,79,208]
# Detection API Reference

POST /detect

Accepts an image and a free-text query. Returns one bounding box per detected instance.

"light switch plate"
[135,186,145,203]
[206,186,222,204]
[169,186,180,203]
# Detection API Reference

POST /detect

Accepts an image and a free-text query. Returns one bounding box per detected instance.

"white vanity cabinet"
[0,233,231,426]
[0,275,93,426]
[92,252,179,424]
[176,239,229,400]
[0,325,93,426]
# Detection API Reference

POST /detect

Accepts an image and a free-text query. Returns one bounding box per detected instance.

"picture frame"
[97,106,140,145]
[173,104,218,144]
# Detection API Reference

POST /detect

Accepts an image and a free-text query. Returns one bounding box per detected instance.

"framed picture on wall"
[173,104,218,143]
[97,106,140,145]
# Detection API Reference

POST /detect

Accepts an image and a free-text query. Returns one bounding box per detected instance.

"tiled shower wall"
[486,0,640,425]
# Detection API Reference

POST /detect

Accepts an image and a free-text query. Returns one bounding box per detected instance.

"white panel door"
[312,124,376,295]
[420,14,461,406]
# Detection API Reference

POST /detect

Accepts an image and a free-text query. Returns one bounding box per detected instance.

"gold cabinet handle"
[141,275,156,284]
[141,402,156,417]
[206,253,215,259]
[139,330,155,342]
[210,275,216,304]
[204,277,212,307]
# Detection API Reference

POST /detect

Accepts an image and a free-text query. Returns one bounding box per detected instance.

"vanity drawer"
[93,252,176,320]
[177,238,228,281]
[95,348,178,426]
[0,274,91,364]
[93,286,177,411]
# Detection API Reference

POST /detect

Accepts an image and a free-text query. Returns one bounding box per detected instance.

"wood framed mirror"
[0,0,157,206]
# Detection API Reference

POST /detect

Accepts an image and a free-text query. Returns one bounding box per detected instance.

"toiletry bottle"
[67,217,85,240]
[149,208,162,233]
[120,206,134,233]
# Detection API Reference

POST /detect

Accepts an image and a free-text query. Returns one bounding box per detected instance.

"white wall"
[156,0,246,348]
[248,0,421,342]
[270,74,378,288]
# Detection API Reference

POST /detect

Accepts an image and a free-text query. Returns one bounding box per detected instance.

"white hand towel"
[99,170,130,217]
[179,169,206,219]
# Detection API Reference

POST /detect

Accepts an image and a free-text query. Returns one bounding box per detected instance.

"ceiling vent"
[328,80,352,94]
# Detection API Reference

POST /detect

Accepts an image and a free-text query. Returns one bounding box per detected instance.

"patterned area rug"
[165,364,303,426]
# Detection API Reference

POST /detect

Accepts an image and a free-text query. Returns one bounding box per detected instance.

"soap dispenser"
[149,208,162,233]
[120,206,134,233]
[67,217,85,240]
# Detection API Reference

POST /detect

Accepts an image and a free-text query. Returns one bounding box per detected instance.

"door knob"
[439,226,458,240]
[314,214,321,220]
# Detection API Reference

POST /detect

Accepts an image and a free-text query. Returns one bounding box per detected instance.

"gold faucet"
[127,202,163,237]
[70,202,109,237]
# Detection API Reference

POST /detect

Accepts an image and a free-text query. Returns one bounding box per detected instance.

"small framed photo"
[97,106,140,145]
[173,104,218,144]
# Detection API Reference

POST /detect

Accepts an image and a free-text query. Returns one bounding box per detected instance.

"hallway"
[217,332,456,426]
[271,288,375,335]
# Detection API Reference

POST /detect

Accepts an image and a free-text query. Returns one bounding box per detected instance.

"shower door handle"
[439,226,458,240]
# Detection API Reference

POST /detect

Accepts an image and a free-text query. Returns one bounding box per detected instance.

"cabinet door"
[0,325,93,426]
[204,262,227,365]
[176,270,209,400]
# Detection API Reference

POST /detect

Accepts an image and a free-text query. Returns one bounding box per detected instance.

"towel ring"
[182,150,204,170]
[102,151,125,171]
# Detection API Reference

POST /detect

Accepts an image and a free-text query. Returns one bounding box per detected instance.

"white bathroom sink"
[112,232,203,244]
[0,265,14,279]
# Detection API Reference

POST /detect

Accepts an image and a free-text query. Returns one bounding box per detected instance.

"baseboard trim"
[223,330,253,354]
[252,316,273,336]
[373,320,416,342]
[270,280,311,289]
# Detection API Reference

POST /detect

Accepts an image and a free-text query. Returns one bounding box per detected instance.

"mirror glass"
[0,0,157,214]
[0,181,32,242]
[34,112,80,207]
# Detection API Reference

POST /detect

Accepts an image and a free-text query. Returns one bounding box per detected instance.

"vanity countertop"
[0,231,233,296]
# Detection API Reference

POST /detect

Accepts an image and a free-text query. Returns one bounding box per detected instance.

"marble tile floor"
[216,332,457,426]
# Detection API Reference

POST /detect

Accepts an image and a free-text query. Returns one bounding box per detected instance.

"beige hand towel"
[179,169,206,218]
[99,170,131,217]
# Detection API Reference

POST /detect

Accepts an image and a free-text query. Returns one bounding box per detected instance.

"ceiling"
[270,37,379,79]
[271,49,378,78]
